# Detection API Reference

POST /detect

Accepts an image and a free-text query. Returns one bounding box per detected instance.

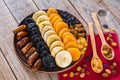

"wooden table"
[0,0,120,80]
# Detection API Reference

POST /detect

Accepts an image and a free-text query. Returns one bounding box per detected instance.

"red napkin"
[58,32,120,80]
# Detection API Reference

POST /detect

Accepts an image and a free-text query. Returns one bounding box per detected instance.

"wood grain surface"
[0,0,119,80]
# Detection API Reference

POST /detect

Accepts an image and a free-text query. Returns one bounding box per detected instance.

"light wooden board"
[0,46,16,80]
[102,0,120,25]
[0,0,51,79]
[0,0,120,80]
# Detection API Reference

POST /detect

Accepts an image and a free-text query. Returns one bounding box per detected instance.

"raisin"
[103,24,108,29]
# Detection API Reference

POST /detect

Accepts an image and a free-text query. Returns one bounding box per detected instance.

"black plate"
[14,9,87,73]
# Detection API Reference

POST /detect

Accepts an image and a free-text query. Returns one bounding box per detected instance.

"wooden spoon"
[92,12,114,60]
[88,22,103,73]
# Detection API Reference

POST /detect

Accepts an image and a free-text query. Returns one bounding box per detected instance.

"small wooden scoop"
[92,12,114,60]
[88,22,103,73]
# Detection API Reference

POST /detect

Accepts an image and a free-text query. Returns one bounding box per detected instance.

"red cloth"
[58,32,120,80]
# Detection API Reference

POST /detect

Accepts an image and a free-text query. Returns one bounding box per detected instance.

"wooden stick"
[92,12,106,44]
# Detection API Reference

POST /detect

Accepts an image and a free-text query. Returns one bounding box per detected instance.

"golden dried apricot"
[47,8,58,16]
[67,48,81,61]
[55,22,68,34]
[65,41,78,49]
[58,28,69,39]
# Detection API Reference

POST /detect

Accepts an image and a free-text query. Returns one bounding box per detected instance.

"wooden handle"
[92,12,106,44]
[88,22,97,57]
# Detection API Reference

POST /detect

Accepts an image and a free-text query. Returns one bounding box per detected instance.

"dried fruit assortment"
[13,8,87,72]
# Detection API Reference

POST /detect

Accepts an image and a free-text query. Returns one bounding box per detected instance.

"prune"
[74,19,80,24]
[34,37,41,43]
[42,54,56,68]
[62,13,68,18]
[40,50,50,58]
[66,14,72,19]
[31,28,40,36]
[25,17,35,25]
[36,42,44,51]
[27,23,36,30]
[40,45,49,52]
[62,18,67,22]
[58,10,80,26]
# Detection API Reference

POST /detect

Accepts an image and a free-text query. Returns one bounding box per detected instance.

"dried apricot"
[47,8,58,16]
[49,13,59,21]
[62,32,72,39]
[55,22,68,34]
[54,19,63,27]
[63,34,76,45]
[67,48,81,61]
[65,41,78,49]
[51,16,61,25]
[58,28,69,39]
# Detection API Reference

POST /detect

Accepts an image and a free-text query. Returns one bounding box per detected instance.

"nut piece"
[102,73,109,77]
[112,70,117,74]
[80,73,85,78]
[104,29,110,33]
[74,72,79,76]
[113,62,117,66]
[77,66,81,71]
[110,65,115,69]
[111,42,117,47]
[105,69,111,74]
[69,72,74,78]
[111,27,116,31]
[86,71,90,75]
[63,73,68,77]
[106,37,110,41]
[81,68,85,73]
[108,34,112,38]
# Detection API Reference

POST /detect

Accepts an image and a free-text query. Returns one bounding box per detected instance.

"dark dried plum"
[25,17,35,25]
[66,14,72,19]
[74,19,80,24]
[58,11,80,26]
[42,54,56,68]
[40,50,50,58]
[62,13,68,18]
[27,23,36,31]
[31,28,40,35]
[40,45,49,52]
[36,41,44,48]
